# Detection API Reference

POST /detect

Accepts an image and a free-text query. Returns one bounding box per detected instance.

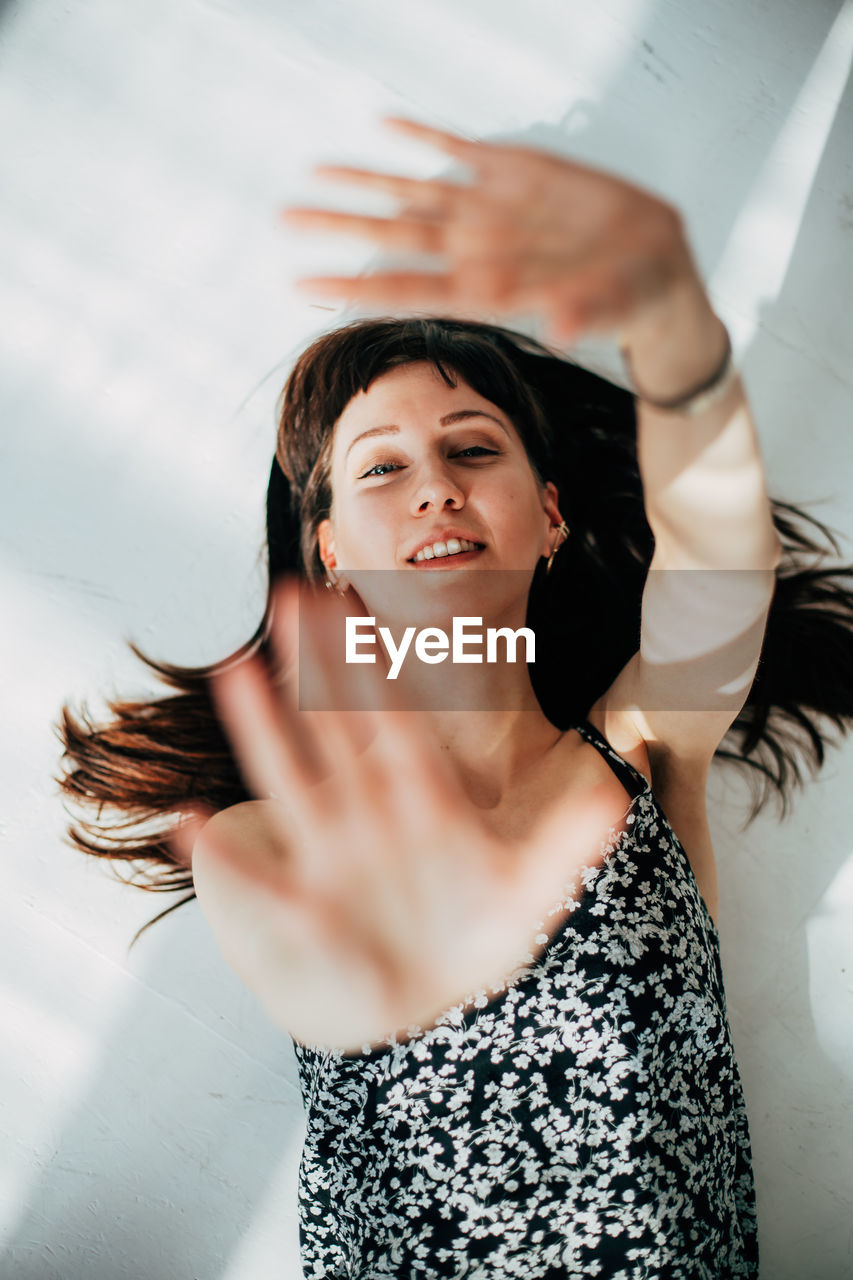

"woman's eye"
[359,461,402,478]
[358,446,498,479]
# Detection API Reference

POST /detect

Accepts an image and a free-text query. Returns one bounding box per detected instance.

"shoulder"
[584,699,654,790]
[191,801,291,975]
[192,800,288,872]
[585,692,715,799]
[585,697,719,926]
[192,799,292,908]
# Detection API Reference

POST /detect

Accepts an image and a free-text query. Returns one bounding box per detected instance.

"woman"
[57,119,853,1277]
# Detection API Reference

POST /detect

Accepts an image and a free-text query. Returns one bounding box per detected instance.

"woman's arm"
[281,117,785,764]
[286,120,780,571]
[619,268,783,569]
[598,268,784,765]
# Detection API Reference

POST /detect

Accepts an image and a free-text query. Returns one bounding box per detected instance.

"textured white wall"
[1,1,852,1276]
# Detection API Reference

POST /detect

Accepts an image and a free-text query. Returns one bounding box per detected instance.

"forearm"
[619,271,783,569]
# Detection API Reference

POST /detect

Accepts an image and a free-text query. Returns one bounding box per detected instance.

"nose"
[410,459,465,515]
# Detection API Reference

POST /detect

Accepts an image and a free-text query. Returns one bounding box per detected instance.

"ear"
[316,518,337,572]
[540,480,564,557]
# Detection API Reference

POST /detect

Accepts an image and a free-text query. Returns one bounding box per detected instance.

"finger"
[211,657,319,812]
[453,257,521,309]
[279,578,376,723]
[380,115,486,163]
[266,579,358,787]
[273,584,403,884]
[513,269,627,345]
[308,165,463,213]
[211,585,335,831]
[290,588,385,776]
[549,288,624,344]
[286,591,433,954]
[294,588,418,813]
[301,583,409,714]
[361,708,476,935]
[281,206,444,255]
[548,302,588,346]
[294,271,455,305]
[297,622,456,860]
[297,593,446,938]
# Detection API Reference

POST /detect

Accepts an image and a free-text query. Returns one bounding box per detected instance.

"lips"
[409,546,485,569]
[406,530,486,562]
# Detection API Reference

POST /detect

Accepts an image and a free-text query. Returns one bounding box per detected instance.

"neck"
[346,574,563,795]
[420,706,564,805]
[378,658,562,805]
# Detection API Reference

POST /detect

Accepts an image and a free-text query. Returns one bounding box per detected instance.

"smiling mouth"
[408,549,485,569]
[407,540,486,567]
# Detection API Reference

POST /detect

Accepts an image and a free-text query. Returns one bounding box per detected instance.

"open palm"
[183,580,624,1053]
[283,115,696,345]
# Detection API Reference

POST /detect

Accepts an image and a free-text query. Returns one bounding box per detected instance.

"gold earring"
[545,521,570,574]
[324,570,348,597]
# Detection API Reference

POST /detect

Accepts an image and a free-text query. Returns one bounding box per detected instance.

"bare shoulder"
[192,800,288,874]
[191,801,291,983]
[192,799,290,919]
[584,699,654,789]
[585,696,719,927]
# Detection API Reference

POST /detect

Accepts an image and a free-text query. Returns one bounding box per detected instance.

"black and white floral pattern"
[292,719,758,1279]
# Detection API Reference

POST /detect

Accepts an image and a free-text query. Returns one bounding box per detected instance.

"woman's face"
[317,361,560,592]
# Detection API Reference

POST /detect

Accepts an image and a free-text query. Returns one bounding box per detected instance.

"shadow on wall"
[3,0,852,1277]
[714,33,853,1276]
[0,904,304,1280]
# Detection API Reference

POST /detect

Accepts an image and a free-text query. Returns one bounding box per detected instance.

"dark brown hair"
[55,316,853,947]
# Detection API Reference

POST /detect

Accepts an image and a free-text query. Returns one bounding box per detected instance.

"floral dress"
[291,718,759,1279]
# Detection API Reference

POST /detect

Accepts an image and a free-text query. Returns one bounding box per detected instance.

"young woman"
[57,119,853,1278]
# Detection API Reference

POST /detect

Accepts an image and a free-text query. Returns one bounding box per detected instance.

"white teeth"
[412,537,481,563]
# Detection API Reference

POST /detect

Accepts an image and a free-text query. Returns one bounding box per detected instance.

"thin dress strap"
[571,717,650,802]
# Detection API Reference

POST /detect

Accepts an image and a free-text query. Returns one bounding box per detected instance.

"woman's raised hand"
[282,115,701,347]
[180,580,623,1054]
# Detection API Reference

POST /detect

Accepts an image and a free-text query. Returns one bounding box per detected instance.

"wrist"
[618,270,730,406]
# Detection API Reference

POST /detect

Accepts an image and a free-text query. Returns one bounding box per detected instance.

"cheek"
[492,475,547,535]
[336,493,401,563]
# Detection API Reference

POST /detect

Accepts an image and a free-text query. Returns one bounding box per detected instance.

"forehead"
[334,361,508,436]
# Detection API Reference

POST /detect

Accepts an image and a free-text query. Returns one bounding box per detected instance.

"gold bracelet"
[620,325,738,417]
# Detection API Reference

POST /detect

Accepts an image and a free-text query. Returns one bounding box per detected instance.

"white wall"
[1,1,852,1275]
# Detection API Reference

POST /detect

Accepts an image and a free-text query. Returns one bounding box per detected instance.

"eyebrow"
[344,409,510,461]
